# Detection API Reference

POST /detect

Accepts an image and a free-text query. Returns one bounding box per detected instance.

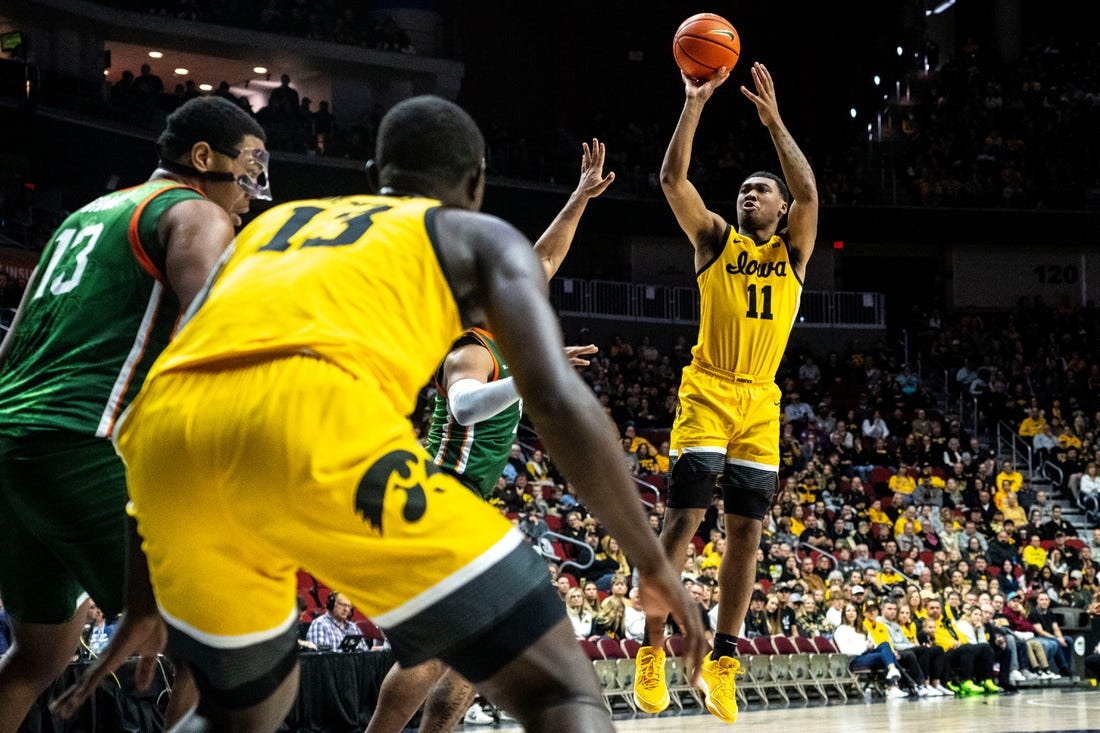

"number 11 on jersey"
[745,283,773,320]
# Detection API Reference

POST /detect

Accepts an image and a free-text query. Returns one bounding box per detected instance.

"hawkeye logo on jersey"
[356,449,447,533]
[725,250,788,278]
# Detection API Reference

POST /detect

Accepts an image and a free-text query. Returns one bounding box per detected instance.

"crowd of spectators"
[0,9,1096,272]
[101,1,416,54]
[469,33,1100,208]
[5,4,414,162]
[9,6,1100,210]
[103,63,375,159]
[5,4,1100,707]
[429,298,1100,686]
[884,35,1100,211]
[92,0,411,159]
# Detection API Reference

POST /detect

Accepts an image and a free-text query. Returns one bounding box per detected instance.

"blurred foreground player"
[367,138,612,733]
[0,96,267,732]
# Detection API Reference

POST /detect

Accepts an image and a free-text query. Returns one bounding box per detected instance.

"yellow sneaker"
[699,653,741,724]
[633,646,670,714]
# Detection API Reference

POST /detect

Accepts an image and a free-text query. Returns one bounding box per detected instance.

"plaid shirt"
[306,613,366,651]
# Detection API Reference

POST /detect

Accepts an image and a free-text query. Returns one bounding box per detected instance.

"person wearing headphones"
[307,592,366,652]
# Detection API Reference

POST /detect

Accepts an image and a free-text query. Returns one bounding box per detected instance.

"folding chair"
[816,635,880,700]
[597,636,627,660]
[582,639,634,713]
[847,663,886,699]
[771,635,798,655]
[793,636,817,654]
[621,638,642,659]
[752,636,801,703]
[817,638,884,700]
[749,653,786,705]
[772,635,823,702]
[736,638,776,706]
[579,638,602,662]
[751,635,779,655]
[811,636,856,702]
[355,619,385,648]
[296,569,321,609]
[614,654,640,711]
[592,657,636,714]
[665,654,706,711]
[870,466,894,497]
[778,633,827,695]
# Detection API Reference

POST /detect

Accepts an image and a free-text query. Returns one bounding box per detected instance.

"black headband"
[158,158,236,183]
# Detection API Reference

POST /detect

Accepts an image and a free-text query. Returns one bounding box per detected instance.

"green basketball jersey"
[425,328,521,498]
[0,180,204,438]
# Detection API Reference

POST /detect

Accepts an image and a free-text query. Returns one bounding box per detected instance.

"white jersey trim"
[96,281,163,438]
[372,528,526,628]
[160,605,299,650]
[727,456,779,473]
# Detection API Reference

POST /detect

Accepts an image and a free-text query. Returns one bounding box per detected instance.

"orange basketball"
[673,13,740,81]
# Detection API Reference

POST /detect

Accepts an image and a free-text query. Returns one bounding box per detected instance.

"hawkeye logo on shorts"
[356,450,443,532]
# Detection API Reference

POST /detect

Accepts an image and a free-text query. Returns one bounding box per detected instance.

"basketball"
[672,13,740,81]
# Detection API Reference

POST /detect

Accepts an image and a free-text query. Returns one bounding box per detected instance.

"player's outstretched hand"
[683,66,731,101]
[740,61,781,129]
[563,343,598,366]
[576,138,615,199]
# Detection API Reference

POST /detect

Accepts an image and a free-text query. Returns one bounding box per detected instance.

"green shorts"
[0,432,128,623]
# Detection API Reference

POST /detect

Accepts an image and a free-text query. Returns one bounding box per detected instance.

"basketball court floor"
[487,687,1100,732]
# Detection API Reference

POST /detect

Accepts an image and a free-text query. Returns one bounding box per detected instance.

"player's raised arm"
[740,62,819,278]
[533,138,614,281]
[661,68,733,268]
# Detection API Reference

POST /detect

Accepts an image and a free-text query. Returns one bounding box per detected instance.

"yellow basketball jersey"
[691,225,802,380]
[149,195,463,417]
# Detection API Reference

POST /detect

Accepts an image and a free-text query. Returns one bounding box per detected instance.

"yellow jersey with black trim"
[148,195,463,418]
[690,225,802,380]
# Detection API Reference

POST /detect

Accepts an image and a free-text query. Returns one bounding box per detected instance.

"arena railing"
[549,278,885,327]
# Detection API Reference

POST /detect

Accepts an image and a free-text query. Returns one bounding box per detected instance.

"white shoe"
[1021,670,1037,680]
[464,704,496,725]
[886,685,909,700]
[886,668,902,681]
[916,685,933,697]
[1048,670,1062,679]
[935,684,954,696]
[1009,670,1026,683]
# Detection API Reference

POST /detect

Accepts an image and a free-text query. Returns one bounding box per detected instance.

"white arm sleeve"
[447,377,520,426]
